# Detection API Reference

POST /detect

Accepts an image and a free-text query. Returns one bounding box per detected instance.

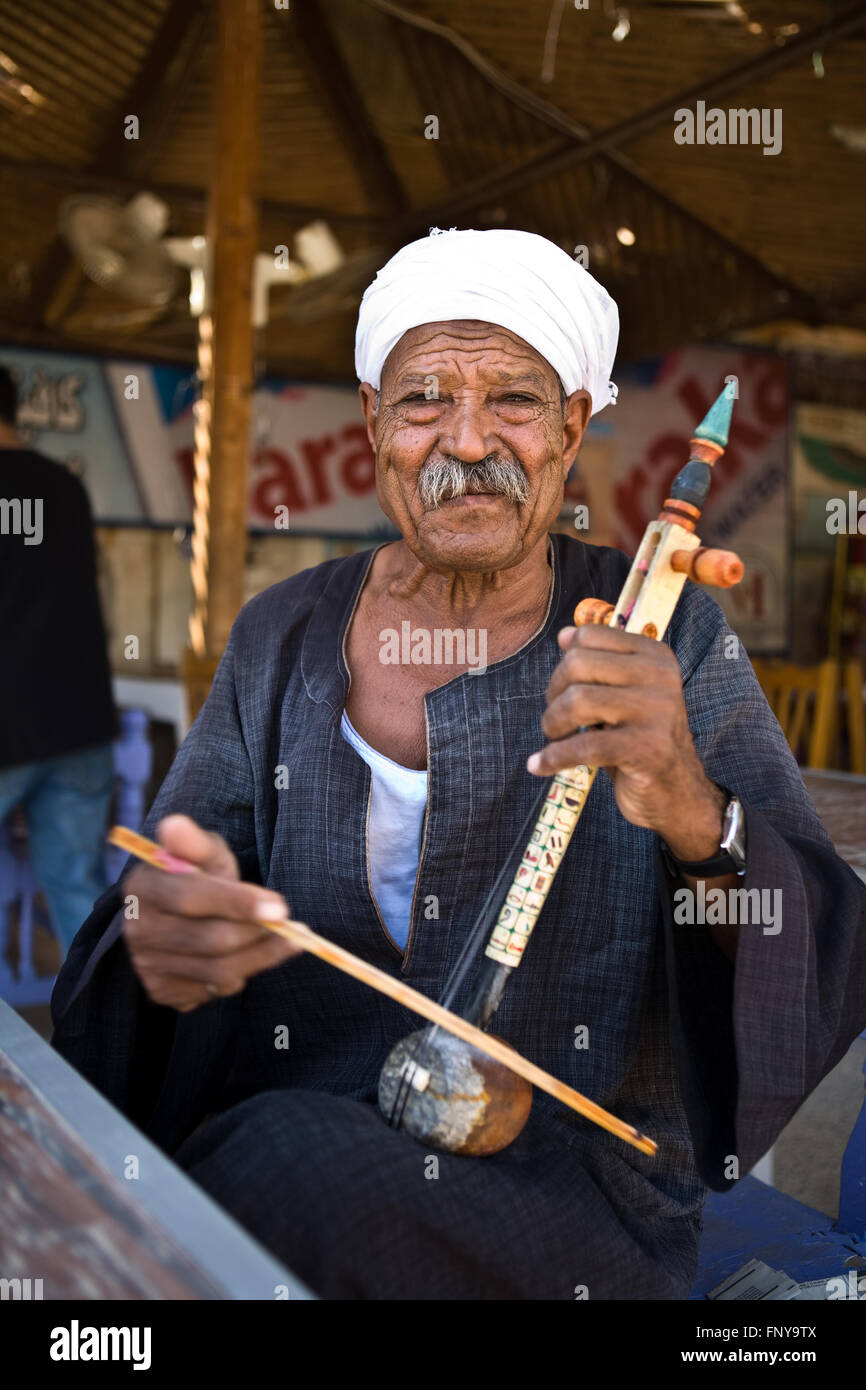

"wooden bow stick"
[109,825,657,1157]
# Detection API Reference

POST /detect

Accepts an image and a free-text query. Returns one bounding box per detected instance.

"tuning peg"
[573,598,615,626]
[670,547,743,588]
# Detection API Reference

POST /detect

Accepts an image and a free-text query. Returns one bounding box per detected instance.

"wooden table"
[0,997,315,1300]
[802,769,866,883]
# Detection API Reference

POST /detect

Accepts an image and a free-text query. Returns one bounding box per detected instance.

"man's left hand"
[528,623,726,862]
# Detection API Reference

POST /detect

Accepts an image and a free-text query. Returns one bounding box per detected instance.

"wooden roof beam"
[374,0,866,318]
[289,0,410,216]
[93,0,211,181]
[0,157,383,228]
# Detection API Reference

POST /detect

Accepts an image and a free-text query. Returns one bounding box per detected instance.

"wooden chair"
[844,660,866,776]
[750,658,839,770]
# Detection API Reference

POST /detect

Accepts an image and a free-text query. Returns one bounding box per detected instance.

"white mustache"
[418,455,529,509]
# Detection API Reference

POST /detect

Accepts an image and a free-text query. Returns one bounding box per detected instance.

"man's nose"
[438,399,499,462]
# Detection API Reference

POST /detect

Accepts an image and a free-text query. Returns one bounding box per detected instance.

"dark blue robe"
[50,535,866,1299]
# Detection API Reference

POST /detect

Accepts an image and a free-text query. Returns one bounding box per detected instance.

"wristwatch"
[661,793,747,879]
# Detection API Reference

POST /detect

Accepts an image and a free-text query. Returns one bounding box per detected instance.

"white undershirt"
[340,710,428,951]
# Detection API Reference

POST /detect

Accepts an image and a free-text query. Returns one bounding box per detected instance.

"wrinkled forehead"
[380,319,559,389]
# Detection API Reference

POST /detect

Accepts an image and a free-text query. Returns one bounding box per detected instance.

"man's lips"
[437,490,508,504]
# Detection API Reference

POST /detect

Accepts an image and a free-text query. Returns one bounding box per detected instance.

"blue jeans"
[0,743,115,954]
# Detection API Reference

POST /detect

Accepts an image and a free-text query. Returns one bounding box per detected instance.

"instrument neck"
[464,957,513,1030]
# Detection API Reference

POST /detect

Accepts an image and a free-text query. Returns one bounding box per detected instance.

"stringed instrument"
[378,384,743,1155]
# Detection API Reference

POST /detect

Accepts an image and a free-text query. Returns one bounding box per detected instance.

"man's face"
[359,320,590,573]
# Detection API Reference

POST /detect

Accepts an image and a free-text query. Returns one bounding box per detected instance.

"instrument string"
[384,774,552,1130]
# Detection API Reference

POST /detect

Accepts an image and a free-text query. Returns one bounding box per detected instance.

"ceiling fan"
[58,191,345,328]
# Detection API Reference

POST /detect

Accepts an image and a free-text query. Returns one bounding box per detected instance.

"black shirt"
[0,447,115,769]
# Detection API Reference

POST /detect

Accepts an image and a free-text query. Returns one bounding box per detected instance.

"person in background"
[0,364,116,959]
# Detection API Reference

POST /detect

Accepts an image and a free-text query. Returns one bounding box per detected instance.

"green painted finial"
[693,385,735,451]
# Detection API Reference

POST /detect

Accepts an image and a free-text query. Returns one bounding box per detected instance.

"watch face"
[722,797,747,871]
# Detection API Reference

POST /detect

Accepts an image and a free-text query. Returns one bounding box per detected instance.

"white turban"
[354,227,619,416]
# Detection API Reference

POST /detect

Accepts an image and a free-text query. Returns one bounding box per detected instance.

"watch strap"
[660,841,740,879]
[660,790,746,878]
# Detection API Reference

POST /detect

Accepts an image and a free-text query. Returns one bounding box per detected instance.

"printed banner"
[0,347,392,536]
[794,402,866,546]
[1,343,789,648]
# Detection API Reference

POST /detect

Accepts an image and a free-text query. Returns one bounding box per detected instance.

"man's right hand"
[122,814,301,1013]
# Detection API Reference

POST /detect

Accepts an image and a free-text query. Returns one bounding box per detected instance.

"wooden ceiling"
[0,0,864,378]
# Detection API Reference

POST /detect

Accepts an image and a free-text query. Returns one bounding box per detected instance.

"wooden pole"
[185,0,260,716]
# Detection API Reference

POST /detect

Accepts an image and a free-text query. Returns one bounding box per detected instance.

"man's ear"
[562,390,591,479]
[358,383,379,453]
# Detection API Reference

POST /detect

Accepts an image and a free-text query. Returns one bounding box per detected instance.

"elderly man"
[52,229,866,1301]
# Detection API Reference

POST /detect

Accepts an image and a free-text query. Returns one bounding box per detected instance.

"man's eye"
[501,394,535,404]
